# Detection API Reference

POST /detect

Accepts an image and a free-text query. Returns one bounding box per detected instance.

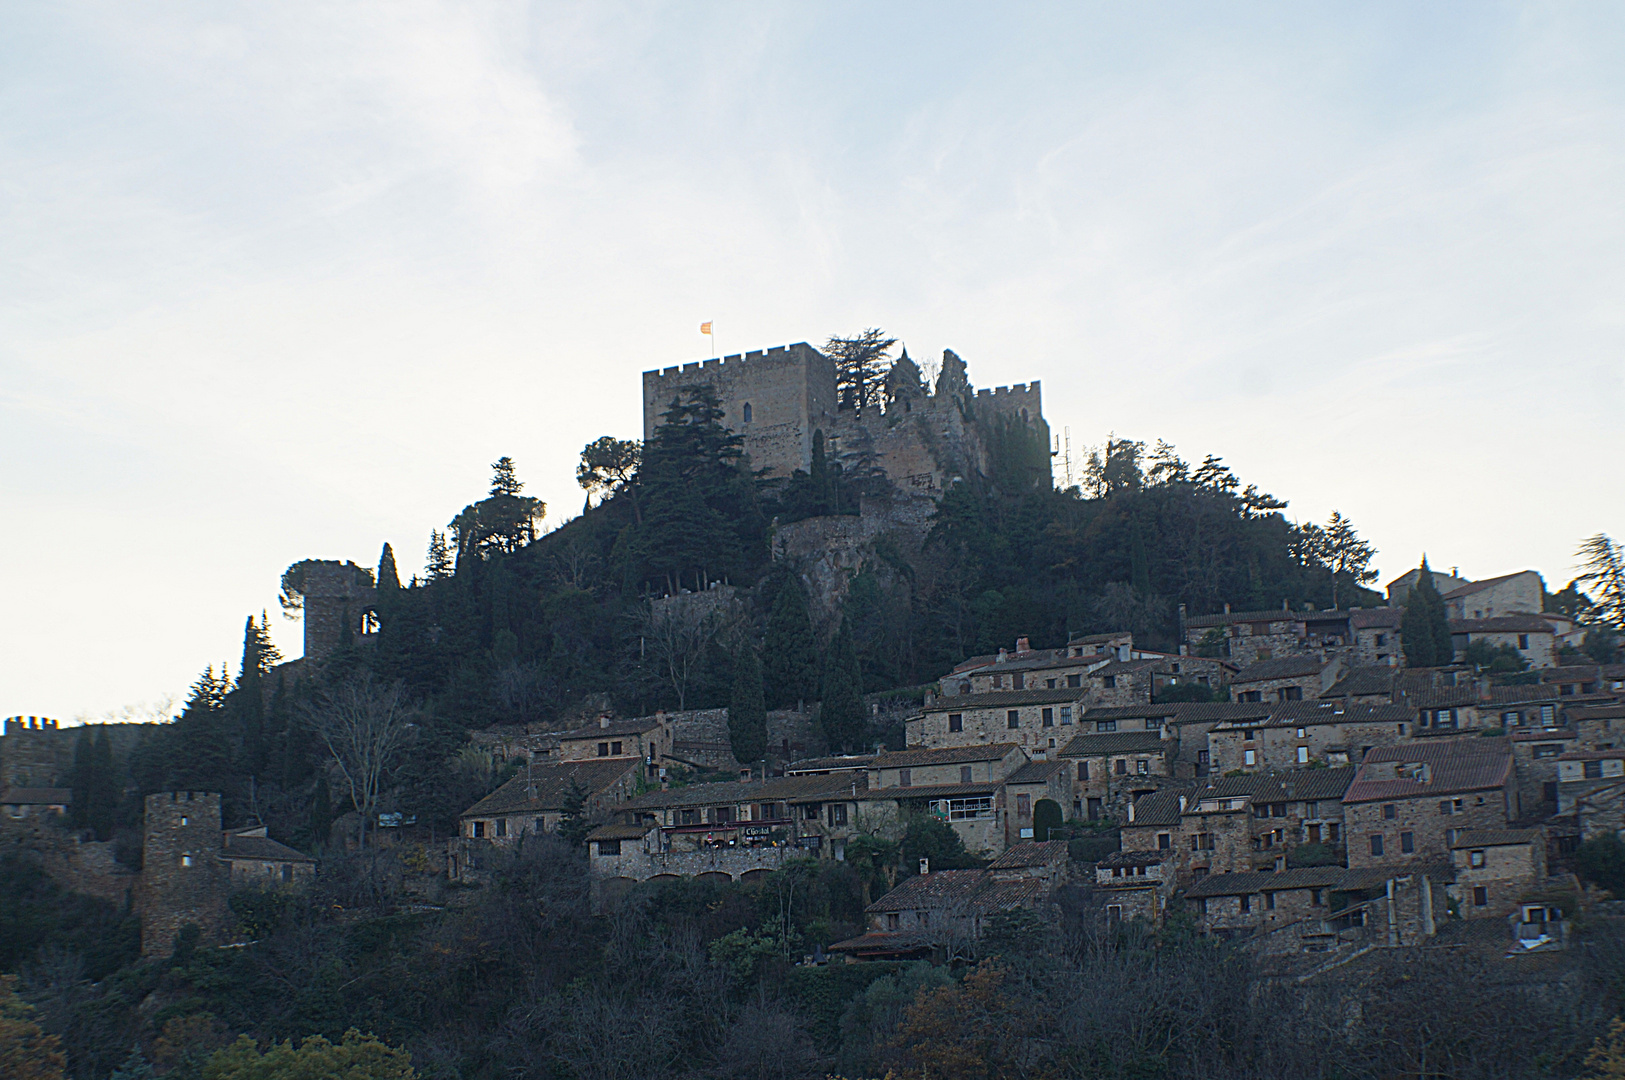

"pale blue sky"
[4,3,1623,720]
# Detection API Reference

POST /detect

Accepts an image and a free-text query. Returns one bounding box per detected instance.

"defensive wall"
[1,716,69,788]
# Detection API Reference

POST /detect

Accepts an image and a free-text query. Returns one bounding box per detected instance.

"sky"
[3,2,1623,723]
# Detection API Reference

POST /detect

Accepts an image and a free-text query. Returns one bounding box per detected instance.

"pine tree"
[763,574,820,709]
[559,779,592,847]
[308,773,332,850]
[819,618,865,753]
[729,645,768,770]
[425,530,453,582]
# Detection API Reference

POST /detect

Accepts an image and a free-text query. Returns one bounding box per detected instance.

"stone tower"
[0,716,68,788]
[301,561,378,663]
[139,791,227,957]
[641,342,838,480]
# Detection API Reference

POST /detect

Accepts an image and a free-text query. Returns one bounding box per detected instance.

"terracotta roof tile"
[1058,731,1167,757]
[988,840,1069,868]
[1343,740,1513,803]
[463,759,641,817]
[871,744,1023,768]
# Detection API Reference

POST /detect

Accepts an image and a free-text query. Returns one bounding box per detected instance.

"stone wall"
[1,717,70,787]
[1345,785,1511,870]
[301,561,378,663]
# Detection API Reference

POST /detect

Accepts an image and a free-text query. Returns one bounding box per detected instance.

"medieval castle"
[642,342,1048,496]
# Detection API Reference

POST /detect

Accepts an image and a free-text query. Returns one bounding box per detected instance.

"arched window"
[742,402,753,423]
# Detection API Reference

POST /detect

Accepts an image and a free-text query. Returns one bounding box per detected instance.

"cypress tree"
[308,773,332,850]
[819,618,866,753]
[1402,559,1455,667]
[763,573,820,708]
[88,727,116,841]
[378,543,401,595]
[729,645,768,770]
[69,729,92,830]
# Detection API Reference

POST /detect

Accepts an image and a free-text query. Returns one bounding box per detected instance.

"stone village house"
[1342,739,1518,871]
[448,758,644,882]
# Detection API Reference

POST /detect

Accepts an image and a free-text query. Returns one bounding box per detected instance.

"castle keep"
[642,342,1047,495]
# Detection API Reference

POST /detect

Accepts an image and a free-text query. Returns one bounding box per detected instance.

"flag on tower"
[700,321,713,336]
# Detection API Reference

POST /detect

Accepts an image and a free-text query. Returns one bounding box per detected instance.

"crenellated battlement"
[4,716,60,734]
[973,380,1043,422]
[643,343,813,384]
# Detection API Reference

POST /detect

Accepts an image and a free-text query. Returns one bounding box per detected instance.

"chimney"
[1179,795,1187,813]
[1224,603,1231,615]
[1127,800,1136,823]
[919,857,930,875]
[998,648,1009,663]
[599,715,611,729]
[1016,637,1030,654]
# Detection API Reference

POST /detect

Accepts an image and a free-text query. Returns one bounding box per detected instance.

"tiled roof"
[1070,631,1133,645]
[926,688,1086,711]
[1404,689,1481,709]
[1509,729,1576,743]
[557,717,668,741]
[784,755,875,774]
[1322,666,1401,698]
[866,870,1047,914]
[1185,609,1330,629]
[1004,760,1067,784]
[1233,655,1332,683]
[462,759,640,817]
[1449,617,1555,634]
[1098,850,1167,868]
[1453,828,1541,848]
[1266,701,1414,726]
[1337,863,1454,890]
[0,787,71,805]
[1349,609,1404,629]
[871,782,1000,800]
[222,833,314,862]
[1558,749,1625,761]
[988,840,1069,869]
[1071,704,1183,721]
[1122,788,1191,827]
[1186,867,1346,897]
[1086,658,1165,677]
[826,930,937,955]
[1343,740,1513,803]
[1196,768,1357,804]
[1568,705,1625,721]
[1442,573,1535,600]
[1058,731,1167,757]
[947,648,1096,677]
[1486,685,1563,705]
[871,744,1023,768]
[1166,702,1277,724]
[624,771,867,811]
[586,822,655,841]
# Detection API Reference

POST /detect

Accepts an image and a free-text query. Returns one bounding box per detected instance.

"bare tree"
[638,594,740,710]
[304,674,416,849]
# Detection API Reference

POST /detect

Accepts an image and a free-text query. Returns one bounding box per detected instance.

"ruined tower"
[300,561,378,663]
[139,790,227,957]
[0,716,68,788]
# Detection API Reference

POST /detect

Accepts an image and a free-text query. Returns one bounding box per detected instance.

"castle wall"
[139,791,228,957]
[302,562,378,663]
[1,717,70,787]
[642,343,836,480]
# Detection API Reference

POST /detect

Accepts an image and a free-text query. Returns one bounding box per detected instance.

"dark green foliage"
[1578,834,1625,895]
[1461,639,1529,673]
[558,779,591,847]
[763,572,820,708]
[824,328,896,412]
[377,543,401,594]
[1031,798,1064,842]
[1585,628,1621,664]
[728,645,767,768]
[1402,560,1454,667]
[109,1047,158,1080]
[819,619,865,753]
[898,815,980,877]
[450,458,546,563]
[1194,628,1228,658]
[1155,680,1223,704]
[0,853,139,978]
[1287,842,1339,868]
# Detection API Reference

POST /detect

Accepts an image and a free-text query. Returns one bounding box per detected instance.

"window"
[1400,831,1414,854]
[1473,886,1488,907]
[1383,803,1397,820]
[1244,749,1256,766]
[803,803,821,820]
[1097,720,1117,732]
[1088,797,1104,820]
[1280,686,1303,702]
[1016,794,1032,818]
[1042,708,1055,727]
[181,855,193,867]
[949,713,963,733]
[898,768,912,787]
[1297,746,1309,764]
[472,821,486,838]
[960,765,973,783]
[1013,673,1025,690]
[1103,676,1117,689]
[887,913,900,931]
[1370,834,1384,856]
[1078,761,1090,781]
[680,808,699,825]
[1265,891,1276,910]
[1376,634,1387,646]
[1116,759,1128,775]
[1158,832,1171,850]
[713,806,733,823]
[1198,749,1210,767]
[1007,710,1021,729]
[1311,888,1326,906]
[1193,832,1216,851]
[179,816,188,826]
[611,741,622,755]
[1541,705,1556,723]
[1060,707,1073,725]
[1046,678,1056,689]
[1534,745,1561,759]
[495,819,508,838]
[1068,673,1082,688]
[1439,800,1454,815]
[1239,894,1252,913]
[1198,898,1209,915]
[1586,760,1604,779]
[597,742,609,757]
[829,803,848,826]
[1470,849,1486,868]
[535,817,546,833]
[1519,634,1529,650]
[598,839,621,856]
[943,797,994,820]
[741,402,752,422]
[1137,759,1150,774]
[1106,904,1123,924]
[282,863,293,882]
[1297,727,1307,738]
[1243,729,1255,742]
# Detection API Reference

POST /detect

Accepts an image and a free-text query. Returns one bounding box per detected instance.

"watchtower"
[0,716,67,788]
[301,561,378,663]
[139,791,227,956]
